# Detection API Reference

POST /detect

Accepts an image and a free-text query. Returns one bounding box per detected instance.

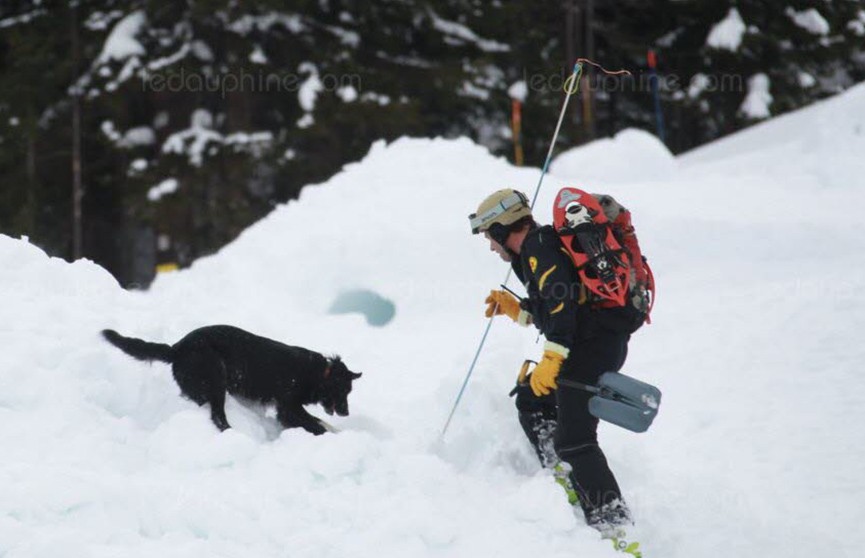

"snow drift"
[2,83,865,558]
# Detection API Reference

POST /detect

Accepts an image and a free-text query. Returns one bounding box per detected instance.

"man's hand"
[484,290,531,326]
[529,342,570,396]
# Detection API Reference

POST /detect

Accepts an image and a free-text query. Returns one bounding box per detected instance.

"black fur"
[101,325,361,434]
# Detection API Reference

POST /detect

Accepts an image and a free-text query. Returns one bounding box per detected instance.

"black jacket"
[511,225,586,348]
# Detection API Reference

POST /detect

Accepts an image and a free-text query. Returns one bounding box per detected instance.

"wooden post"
[25,110,37,235]
[565,0,581,129]
[70,2,83,260]
[511,99,524,166]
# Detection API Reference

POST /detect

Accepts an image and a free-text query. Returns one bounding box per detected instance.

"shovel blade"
[588,372,661,433]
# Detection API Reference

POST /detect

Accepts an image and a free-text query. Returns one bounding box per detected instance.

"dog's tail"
[101,329,173,363]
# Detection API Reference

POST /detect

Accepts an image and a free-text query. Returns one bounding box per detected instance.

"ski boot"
[590,502,642,557]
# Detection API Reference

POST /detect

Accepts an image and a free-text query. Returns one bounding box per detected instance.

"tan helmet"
[469,189,532,235]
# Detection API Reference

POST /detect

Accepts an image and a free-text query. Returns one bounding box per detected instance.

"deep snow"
[2,83,865,558]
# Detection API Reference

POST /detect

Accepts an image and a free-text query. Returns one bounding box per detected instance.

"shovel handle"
[557,378,602,395]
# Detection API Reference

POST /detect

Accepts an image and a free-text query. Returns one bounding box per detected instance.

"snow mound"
[549,128,677,185]
[680,80,865,188]
[3,84,865,558]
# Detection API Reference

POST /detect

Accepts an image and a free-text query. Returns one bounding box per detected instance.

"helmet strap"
[488,222,520,259]
[487,222,509,248]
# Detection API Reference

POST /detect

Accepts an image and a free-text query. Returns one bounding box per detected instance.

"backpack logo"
[556,189,582,208]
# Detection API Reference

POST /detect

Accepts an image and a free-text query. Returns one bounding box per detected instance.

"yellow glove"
[484,290,520,320]
[530,342,570,396]
[484,290,532,326]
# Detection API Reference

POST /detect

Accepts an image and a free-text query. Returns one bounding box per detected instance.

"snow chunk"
[191,109,213,129]
[786,7,830,36]
[0,9,46,29]
[97,11,146,63]
[550,128,677,183]
[119,126,155,148]
[190,40,213,62]
[147,178,178,201]
[361,92,391,106]
[249,45,268,65]
[375,52,434,68]
[688,73,711,99]
[656,28,681,48]
[162,110,275,164]
[739,73,772,119]
[101,121,121,142]
[707,8,746,51]
[297,63,322,112]
[224,131,274,145]
[146,42,191,71]
[296,114,314,129]
[321,24,360,48]
[224,132,273,158]
[84,10,123,31]
[130,158,148,172]
[337,85,358,102]
[162,110,222,166]
[847,11,865,36]
[508,81,527,103]
[428,9,510,53]
[798,72,816,88]
[228,12,304,35]
[153,112,169,129]
[459,81,490,100]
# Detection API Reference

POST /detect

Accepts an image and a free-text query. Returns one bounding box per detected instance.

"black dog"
[102,325,361,435]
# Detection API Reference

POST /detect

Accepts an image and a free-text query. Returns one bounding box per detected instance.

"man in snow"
[469,189,634,538]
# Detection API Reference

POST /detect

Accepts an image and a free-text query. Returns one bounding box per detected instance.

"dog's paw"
[308,421,329,436]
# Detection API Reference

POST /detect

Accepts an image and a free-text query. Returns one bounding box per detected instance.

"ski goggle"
[468,192,529,234]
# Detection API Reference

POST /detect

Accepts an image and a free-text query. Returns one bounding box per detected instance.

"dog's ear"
[351,372,362,380]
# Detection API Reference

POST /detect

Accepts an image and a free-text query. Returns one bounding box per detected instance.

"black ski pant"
[514,383,558,467]
[515,329,630,523]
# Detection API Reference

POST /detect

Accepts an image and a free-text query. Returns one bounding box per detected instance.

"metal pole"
[441,62,584,439]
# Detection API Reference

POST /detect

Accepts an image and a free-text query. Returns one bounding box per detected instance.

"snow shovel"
[511,361,661,433]
[558,372,661,433]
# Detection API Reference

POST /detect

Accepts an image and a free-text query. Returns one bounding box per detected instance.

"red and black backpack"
[552,187,655,333]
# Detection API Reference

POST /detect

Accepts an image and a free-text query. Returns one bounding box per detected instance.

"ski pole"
[440,61,584,440]
[500,283,524,302]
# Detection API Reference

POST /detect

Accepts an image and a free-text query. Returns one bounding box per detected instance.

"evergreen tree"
[1,0,863,286]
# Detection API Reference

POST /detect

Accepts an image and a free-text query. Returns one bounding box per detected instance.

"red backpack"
[552,187,655,330]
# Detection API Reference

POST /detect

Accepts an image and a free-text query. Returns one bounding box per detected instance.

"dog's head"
[320,357,362,417]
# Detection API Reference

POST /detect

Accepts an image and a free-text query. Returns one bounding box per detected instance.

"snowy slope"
[2,83,865,558]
